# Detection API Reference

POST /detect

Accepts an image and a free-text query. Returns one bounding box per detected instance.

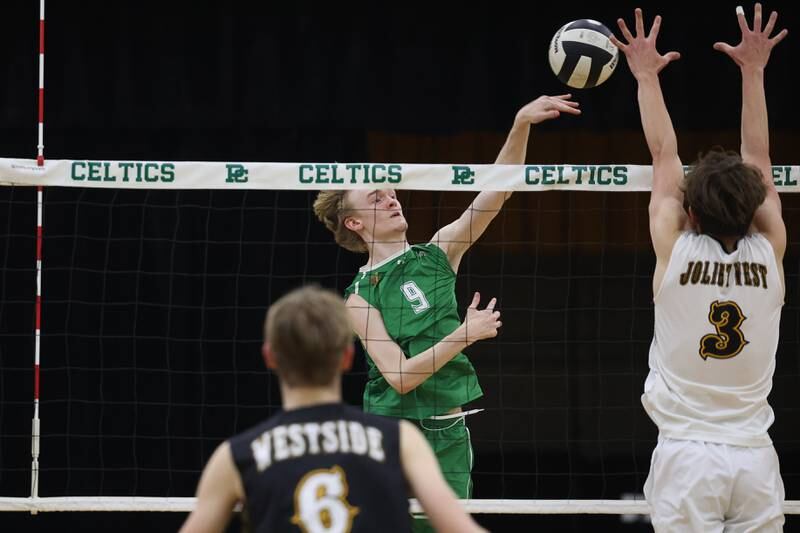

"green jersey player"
[314,95,580,528]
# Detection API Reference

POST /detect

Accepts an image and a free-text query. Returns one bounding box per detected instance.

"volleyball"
[548,19,618,89]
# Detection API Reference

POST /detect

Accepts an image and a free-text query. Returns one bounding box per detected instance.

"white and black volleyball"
[548,19,618,89]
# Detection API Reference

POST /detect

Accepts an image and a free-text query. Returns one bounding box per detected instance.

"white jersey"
[643,231,784,447]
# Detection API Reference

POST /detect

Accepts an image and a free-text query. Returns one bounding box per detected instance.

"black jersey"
[229,403,411,533]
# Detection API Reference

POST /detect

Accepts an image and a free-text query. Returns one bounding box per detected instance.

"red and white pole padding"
[37,0,45,166]
[31,0,45,508]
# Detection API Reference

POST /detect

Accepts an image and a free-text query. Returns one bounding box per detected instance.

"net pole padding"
[37,0,45,166]
[1,498,799,515]
[30,0,45,516]
[30,187,43,504]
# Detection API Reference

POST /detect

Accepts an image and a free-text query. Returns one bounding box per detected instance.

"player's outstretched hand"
[515,94,581,125]
[610,8,680,80]
[713,3,787,71]
[463,292,502,344]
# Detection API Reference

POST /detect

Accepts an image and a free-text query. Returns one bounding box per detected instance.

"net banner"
[2,158,799,192]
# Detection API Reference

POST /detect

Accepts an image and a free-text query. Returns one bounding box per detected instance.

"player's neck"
[366,238,409,268]
[280,384,341,411]
[720,237,738,254]
[704,231,740,254]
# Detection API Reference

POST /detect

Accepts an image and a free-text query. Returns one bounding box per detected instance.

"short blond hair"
[264,285,353,387]
[313,191,368,253]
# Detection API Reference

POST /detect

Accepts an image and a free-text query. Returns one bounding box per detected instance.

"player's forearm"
[465,119,523,227]
[485,120,523,207]
[494,118,530,167]
[391,328,470,394]
[636,74,678,163]
[740,67,770,169]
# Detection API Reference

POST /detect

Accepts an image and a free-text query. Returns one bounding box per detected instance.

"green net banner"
[2,158,799,192]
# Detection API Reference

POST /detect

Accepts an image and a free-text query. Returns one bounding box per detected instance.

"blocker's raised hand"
[610,8,680,80]
[713,3,788,71]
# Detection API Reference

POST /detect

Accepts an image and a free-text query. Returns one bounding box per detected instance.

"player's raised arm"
[432,95,580,271]
[714,3,787,260]
[611,9,685,281]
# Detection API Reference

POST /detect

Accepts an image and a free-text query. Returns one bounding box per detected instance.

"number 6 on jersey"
[291,466,359,533]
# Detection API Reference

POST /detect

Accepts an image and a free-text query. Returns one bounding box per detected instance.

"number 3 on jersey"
[401,281,430,314]
[291,466,359,533]
[699,300,749,360]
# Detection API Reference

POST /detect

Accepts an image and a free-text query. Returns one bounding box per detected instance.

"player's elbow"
[384,374,419,395]
[651,143,678,165]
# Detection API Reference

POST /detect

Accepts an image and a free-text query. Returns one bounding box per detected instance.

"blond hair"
[264,285,353,387]
[313,191,368,253]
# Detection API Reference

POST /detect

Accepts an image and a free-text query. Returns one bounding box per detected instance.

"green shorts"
[410,415,474,532]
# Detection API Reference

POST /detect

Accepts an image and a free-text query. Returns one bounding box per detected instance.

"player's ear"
[340,343,355,372]
[263,343,278,370]
[343,215,362,232]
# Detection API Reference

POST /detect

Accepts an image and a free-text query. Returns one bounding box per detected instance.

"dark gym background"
[1,1,798,531]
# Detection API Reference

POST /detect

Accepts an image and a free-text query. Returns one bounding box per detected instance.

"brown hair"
[683,149,766,238]
[313,191,368,253]
[264,285,354,387]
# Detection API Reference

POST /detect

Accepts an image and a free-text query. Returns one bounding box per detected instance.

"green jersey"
[344,243,483,420]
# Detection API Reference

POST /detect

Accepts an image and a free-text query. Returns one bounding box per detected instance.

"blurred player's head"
[263,285,354,387]
[314,189,407,254]
[683,149,766,239]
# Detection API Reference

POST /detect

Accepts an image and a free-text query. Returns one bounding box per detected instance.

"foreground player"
[179,286,485,533]
[313,96,579,530]
[611,5,787,531]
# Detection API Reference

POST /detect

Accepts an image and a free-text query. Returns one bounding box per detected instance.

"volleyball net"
[1,159,799,521]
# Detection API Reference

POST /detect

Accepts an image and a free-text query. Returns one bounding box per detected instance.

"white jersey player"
[646,231,783,447]
[611,5,788,531]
